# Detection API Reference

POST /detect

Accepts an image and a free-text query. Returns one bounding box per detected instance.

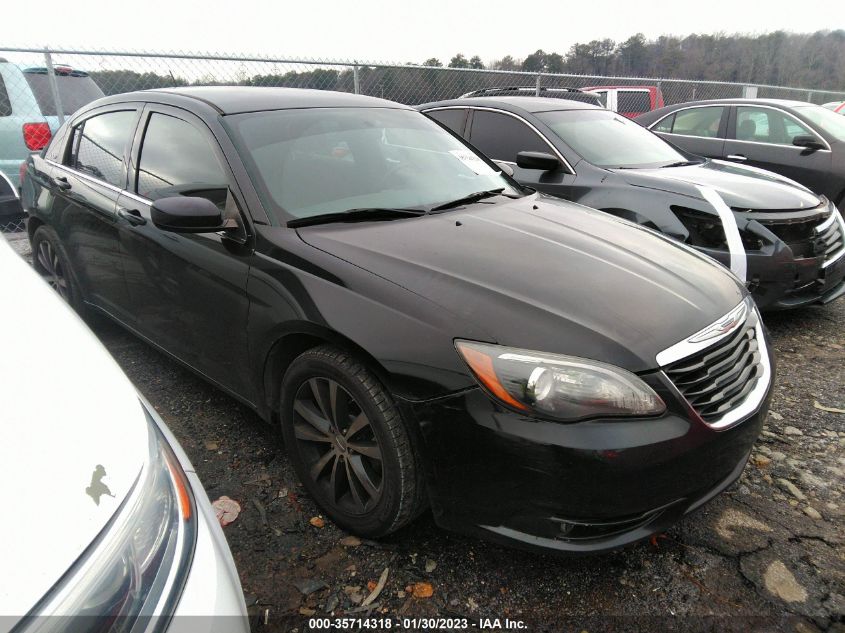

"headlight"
[21,406,196,633]
[455,340,666,421]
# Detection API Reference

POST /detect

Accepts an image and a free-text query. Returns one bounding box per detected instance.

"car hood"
[0,237,147,618]
[296,194,745,372]
[616,159,822,210]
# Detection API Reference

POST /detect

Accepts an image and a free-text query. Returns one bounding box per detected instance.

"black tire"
[280,345,426,537]
[31,225,85,313]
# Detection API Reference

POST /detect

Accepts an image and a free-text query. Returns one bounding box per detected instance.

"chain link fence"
[2,46,845,236]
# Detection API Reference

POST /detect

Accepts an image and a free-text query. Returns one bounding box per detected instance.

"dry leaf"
[411,582,434,598]
[362,568,389,606]
[204,440,219,451]
[340,535,362,547]
[367,580,378,591]
[309,516,326,528]
[814,401,845,414]
[211,496,241,526]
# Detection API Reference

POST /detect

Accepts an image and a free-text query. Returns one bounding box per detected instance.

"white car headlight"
[21,406,196,633]
[456,341,666,421]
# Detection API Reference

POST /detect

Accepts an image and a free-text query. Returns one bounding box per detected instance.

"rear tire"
[280,345,426,537]
[31,225,85,313]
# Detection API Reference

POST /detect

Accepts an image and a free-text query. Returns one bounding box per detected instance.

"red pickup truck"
[581,85,664,118]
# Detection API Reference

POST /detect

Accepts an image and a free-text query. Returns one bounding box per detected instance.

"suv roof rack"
[460,86,598,98]
[23,66,90,77]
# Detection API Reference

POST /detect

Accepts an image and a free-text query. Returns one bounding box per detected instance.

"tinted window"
[0,75,11,117]
[425,109,466,135]
[617,91,650,114]
[137,113,227,204]
[735,107,812,145]
[70,110,137,187]
[469,111,551,162]
[670,107,724,138]
[24,72,104,117]
[536,109,688,168]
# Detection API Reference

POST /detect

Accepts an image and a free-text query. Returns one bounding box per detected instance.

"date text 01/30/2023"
[308,617,528,630]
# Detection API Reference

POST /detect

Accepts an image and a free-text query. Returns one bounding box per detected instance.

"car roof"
[420,96,603,114]
[663,98,815,108]
[113,86,412,115]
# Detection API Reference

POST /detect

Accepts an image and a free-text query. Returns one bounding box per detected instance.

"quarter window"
[137,113,228,206]
[69,110,137,188]
[735,107,813,145]
[665,107,725,138]
[468,110,552,163]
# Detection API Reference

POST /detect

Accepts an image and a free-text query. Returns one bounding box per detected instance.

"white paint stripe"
[696,185,747,282]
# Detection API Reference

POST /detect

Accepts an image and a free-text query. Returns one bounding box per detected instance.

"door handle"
[52,175,72,190]
[726,154,747,161]
[117,207,147,226]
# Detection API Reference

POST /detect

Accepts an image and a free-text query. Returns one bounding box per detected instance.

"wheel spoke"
[329,456,342,504]
[310,449,336,480]
[348,441,381,460]
[38,243,52,273]
[344,458,367,510]
[346,412,370,439]
[348,454,380,499]
[309,378,332,422]
[294,399,332,435]
[293,421,332,443]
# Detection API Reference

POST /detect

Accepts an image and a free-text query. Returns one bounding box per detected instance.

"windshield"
[24,72,104,117]
[794,105,845,142]
[225,107,521,222]
[536,109,691,168]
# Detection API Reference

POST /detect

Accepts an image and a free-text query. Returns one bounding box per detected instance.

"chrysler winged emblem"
[688,301,748,344]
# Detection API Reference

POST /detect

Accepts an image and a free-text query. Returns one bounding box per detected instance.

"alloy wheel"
[36,240,69,300]
[292,377,384,514]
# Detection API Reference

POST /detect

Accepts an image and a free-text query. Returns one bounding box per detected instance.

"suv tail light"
[22,122,51,151]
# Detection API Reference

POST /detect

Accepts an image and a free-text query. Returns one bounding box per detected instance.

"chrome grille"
[816,210,845,265]
[662,302,768,428]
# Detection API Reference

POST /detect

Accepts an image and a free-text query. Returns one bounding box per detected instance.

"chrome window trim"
[46,158,152,204]
[423,105,576,174]
[0,170,18,199]
[657,297,771,431]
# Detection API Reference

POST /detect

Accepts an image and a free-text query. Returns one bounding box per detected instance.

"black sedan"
[22,87,771,554]
[635,99,845,210]
[419,97,845,310]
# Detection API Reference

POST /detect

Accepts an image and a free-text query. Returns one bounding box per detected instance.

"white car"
[0,235,249,632]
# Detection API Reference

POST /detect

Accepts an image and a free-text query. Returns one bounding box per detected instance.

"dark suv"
[22,87,770,554]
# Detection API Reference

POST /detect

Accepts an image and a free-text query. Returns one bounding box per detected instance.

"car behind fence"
[2,46,845,234]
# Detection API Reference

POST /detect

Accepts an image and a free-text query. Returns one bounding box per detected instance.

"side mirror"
[493,160,514,177]
[792,135,825,151]
[516,151,561,171]
[151,196,225,233]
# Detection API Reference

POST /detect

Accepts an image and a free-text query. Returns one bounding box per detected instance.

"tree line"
[87,30,845,105]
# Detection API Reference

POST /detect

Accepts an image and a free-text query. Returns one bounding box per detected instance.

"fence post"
[806,90,812,103]
[535,73,541,96]
[353,63,360,95]
[43,48,65,125]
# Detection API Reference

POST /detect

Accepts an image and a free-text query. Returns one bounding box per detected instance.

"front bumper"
[701,245,845,311]
[403,368,770,555]
[145,399,250,633]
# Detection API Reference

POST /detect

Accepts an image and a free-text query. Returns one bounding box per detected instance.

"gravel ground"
[7,232,844,632]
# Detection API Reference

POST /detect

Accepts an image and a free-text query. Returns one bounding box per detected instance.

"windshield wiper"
[288,207,426,228]
[428,188,507,212]
[660,160,700,168]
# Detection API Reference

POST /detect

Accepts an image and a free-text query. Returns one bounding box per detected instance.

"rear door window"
[425,108,467,135]
[0,75,11,117]
[665,106,725,138]
[468,110,552,162]
[23,72,105,117]
[68,110,137,188]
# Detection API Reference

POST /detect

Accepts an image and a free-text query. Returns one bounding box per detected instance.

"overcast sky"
[4,0,841,63]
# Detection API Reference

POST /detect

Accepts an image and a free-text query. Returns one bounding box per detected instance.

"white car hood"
[0,237,148,617]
